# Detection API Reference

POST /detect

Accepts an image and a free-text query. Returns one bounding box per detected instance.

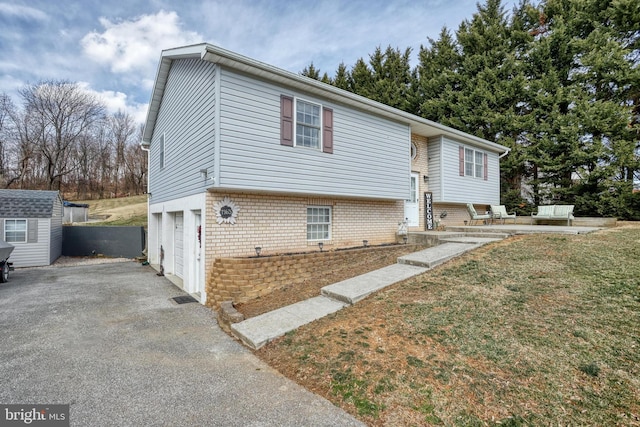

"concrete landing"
[439,235,507,243]
[446,224,601,235]
[398,242,480,268]
[231,296,347,349]
[321,263,427,305]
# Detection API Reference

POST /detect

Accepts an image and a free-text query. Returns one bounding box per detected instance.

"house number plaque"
[214,196,239,224]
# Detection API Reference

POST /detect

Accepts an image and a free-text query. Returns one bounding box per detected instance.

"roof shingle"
[0,190,61,218]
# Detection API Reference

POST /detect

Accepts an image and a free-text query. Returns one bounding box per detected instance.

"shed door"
[174,213,184,278]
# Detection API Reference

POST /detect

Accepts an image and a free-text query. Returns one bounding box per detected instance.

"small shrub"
[579,362,600,377]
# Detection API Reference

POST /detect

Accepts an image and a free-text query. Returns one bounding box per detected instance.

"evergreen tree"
[349,57,375,98]
[298,0,640,217]
[333,63,351,91]
[368,46,416,111]
[415,27,463,126]
[301,62,322,80]
[526,0,640,216]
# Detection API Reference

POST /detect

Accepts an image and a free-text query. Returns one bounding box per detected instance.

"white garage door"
[174,213,184,278]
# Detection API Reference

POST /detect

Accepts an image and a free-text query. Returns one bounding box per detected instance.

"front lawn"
[257,224,640,426]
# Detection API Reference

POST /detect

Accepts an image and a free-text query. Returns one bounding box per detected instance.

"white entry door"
[174,212,184,278]
[191,212,202,295]
[404,173,419,227]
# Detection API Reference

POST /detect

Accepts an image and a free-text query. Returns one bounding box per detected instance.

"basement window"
[307,206,331,240]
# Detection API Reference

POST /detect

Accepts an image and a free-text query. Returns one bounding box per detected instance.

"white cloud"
[0,3,48,21]
[77,82,148,124]
[80,10,203,74]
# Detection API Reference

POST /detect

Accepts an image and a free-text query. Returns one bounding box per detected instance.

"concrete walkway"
[231,225,602,350]
[231,234,505,349]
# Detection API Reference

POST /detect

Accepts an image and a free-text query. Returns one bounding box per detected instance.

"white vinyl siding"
[159,133,166,169]
[428,136,500,205]
[307,206,331,240]
[218,68,410,200]
[148,59,217,204]
[2,218,51,267]
[49,196,63,263]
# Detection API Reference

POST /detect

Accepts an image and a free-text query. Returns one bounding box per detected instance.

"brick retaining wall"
[205,245,409,308]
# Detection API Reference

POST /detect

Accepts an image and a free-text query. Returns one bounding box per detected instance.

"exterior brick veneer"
[203,191,405,307]
[205,245,415,308]
[205,192,403,259]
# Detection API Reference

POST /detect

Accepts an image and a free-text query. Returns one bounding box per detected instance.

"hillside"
[71,195,148,226]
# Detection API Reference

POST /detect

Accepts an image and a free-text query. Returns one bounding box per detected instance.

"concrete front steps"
[230,233,505,349]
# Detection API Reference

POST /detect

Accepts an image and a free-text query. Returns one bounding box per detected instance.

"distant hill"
[71,195,148,226]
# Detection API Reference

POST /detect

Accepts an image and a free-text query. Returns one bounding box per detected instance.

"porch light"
[403,236,408,244]
[423,175,429,183]
[255,246,261,257]
[318,242,324,252]
[363,240,369,247]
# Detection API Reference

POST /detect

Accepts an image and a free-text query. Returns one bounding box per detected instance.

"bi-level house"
[142,43,508,304]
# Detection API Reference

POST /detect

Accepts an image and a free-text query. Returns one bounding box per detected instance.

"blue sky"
[0,0,517,124]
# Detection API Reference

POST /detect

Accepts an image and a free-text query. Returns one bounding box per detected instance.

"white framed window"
[464,147,485,178]
[475,151,484,178]
[307,206,331,240]
[159,133,166,169]
[5,219,27,243]
[296,99,322,149]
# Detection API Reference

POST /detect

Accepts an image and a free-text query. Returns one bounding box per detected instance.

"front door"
[404,173,419,227]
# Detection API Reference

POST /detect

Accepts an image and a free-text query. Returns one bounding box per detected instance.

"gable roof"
[142,43,509,155]
[0,190,61,218]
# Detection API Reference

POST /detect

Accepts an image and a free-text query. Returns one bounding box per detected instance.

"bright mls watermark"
[1,405,69,426]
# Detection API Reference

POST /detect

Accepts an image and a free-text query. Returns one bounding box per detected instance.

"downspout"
[499,148,511,159]
[140,142,151,195]
[140,141,151,259]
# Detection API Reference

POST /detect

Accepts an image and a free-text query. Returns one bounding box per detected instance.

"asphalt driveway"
[0,261,363,426]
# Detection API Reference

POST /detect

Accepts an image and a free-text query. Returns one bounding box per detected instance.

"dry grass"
[257,224,640,426]
[72,195,148,226]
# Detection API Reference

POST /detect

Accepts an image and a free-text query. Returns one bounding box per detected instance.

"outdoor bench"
[531,204,575,226]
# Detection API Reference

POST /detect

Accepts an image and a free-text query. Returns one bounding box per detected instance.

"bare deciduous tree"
[1,82,146,199]
[18,81,106,190]
[106,111,137,196]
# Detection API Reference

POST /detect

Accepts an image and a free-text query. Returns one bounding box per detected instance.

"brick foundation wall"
[205,191,403,259]
[205,245,410,308]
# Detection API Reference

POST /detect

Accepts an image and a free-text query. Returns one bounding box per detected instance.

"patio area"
[445,223,603,235]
